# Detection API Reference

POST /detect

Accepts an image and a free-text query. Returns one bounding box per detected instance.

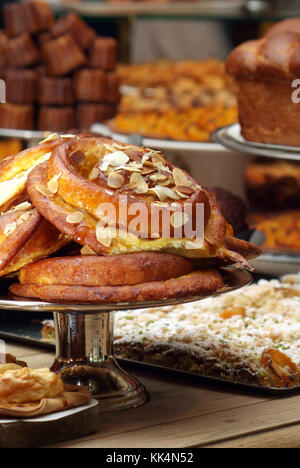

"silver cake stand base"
[0,268,252,412]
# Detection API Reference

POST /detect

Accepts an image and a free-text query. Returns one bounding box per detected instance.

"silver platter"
[212,123,300,161]
[0,268,252,313]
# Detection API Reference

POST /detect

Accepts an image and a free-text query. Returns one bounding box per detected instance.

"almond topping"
[81,245,97,256]
[130,173,148,194]
[66,212,84,224]
[175,185,195,195]
[47,173,61,194]
[172,168,192,188]
[149,186,180,202]
[39,133,59,144]
[36,184,54,198]
[100,151,130,172]
[10,202,31,212]
[141,167,156,176]
[149,172,168,183]
[107,172,124,189]
[96,224,115,248]
[170,212,189,229]
[89,167,99,180]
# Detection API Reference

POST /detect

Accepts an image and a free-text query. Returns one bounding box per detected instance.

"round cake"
[38,76,74,106]
[0,103,34,130]
[7,33,40,68]
[5,68,37,105]
[89,37,117,70]
[74,69,107,102]
[38,106,75,131]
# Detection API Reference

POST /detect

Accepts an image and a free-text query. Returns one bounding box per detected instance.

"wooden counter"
[6,341,300,448]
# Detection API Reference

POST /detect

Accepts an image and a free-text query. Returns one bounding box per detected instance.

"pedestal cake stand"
[0,268,252,412]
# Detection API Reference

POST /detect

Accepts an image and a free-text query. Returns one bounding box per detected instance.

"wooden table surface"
[6,340,300,448]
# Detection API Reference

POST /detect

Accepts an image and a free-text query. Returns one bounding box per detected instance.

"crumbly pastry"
[226,18,300,146]
[114,277,300,388]
[0,366,91,417]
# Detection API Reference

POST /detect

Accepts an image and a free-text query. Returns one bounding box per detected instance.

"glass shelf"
[46,0,300,22]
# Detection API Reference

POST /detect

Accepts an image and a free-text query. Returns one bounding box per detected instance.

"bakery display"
[0,133,260,303]
[0,1,120,131]
[226,18,300,147]
[113,58,238,142]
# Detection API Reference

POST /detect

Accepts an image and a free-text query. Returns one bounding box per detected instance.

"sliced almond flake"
[158,178,171,187]
[170,212,189,229]
[4,222,17,236]
[103,143,117,152]
[172,168,192,188]
[39,133,59,144]
[9,202,32,212]
[174,188,190,199]
[19,212,31,222]
[175,185,195,195]
[36,184,54,198]
[155,162,172,174]
[47,173,61,194]
[151,153,165,164]
[141,167,156,176]
[96,224,116,248]
[66,212,84,224]
[81,245,97,256]
[149,172,168,183]
[141,154,150,165]
[112,143,133,151]
[149,186,180,202]
[89,167,99,180]
[107,172,124,189]
[100,151,130,172]
[61,134,76,139]
[130,173,148,194]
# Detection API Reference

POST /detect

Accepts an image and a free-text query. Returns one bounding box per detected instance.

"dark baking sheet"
[0,310,299,396]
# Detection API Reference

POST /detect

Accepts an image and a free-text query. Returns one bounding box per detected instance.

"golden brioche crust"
[18,253,194,286]
[10,269,225,303]
[0,367,64,404]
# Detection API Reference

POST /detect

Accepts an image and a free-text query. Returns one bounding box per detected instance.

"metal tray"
[0,309,299,396]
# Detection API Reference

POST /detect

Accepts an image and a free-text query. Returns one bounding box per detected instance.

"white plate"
[0,399,98,424]
[213,124,300,161]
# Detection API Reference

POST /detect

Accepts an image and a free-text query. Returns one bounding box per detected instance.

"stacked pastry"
[0,0,119,131]
[0,133,260,303]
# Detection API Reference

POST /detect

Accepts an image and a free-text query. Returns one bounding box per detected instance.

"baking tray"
[0,309,298,396]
